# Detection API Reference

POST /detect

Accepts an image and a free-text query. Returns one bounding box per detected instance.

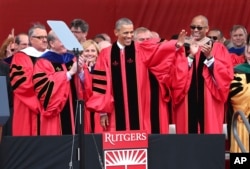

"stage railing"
[232,110,250,152]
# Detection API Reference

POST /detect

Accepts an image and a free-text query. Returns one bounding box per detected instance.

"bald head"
[191,15,209,26]
[47,30,58,47]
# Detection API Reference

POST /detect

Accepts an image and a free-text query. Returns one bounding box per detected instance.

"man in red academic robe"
[10,24,48,136]
[133,26,170,134]
[33,30,85,135]
[171,15,234,134]
[86,18,185,133]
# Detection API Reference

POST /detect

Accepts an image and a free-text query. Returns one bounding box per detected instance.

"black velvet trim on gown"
[188,52,206,133]
[111,42,139,130]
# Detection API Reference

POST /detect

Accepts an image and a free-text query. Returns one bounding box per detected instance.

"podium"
[0,134,225,169]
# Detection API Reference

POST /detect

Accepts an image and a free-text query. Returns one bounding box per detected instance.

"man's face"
[114,24,134,46]
[231,28,246,47]
[16,35,29,51]
[134,31,152,43]
[49,38,67,54]
[190,17,209,41]
[207,30,222,43]
[71,27,87,43]
[29,28,48,52]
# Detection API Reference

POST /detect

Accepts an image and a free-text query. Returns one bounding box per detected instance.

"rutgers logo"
[104,149,147,169]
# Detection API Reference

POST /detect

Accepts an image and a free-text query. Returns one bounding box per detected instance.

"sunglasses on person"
[32,36,47,40]
[190,25,206,31]
[207,36,218,41]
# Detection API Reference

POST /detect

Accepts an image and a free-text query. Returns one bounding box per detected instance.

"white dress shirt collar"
[117,41,125,50]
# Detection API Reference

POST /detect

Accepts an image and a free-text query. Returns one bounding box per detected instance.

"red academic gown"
[33,51,85,135]
[86,40,183,134]
[171,42,234,134]
[230,53,245,66]
[10,47,44,136]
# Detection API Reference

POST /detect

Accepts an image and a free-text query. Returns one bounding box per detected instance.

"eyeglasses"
[208,36,218,41]
[137,38,150,42]
[32,36,47,40]
[71,30,83,34]
[190,25,206,30]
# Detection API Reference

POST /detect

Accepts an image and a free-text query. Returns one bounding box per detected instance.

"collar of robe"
[41,51,74,64]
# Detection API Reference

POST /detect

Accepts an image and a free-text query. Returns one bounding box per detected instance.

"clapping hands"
[200,40,213,58]
[189,38,199,56]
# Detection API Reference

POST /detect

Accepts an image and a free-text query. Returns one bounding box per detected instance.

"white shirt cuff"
[204,57,214,67]
[188,57,194,67]
[66,72,72,81]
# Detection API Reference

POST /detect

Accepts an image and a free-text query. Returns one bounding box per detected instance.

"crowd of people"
[0,15,249,153]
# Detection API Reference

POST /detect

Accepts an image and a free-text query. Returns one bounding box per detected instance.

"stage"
[0,134,225,169]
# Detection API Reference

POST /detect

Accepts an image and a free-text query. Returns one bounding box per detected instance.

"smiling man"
[10,23,48,136]
[227,25,248,56]
[86,17,185,134]
[171,15,234,134]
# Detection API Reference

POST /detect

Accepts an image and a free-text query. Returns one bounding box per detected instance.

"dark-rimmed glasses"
[71,30,83,34]
[208,36,218,41]
[190,25,206,31]
[32,36,47,40]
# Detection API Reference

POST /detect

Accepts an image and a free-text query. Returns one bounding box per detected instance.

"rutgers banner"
[102,130,148,169]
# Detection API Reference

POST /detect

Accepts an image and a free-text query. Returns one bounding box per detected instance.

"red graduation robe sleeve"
[203,43,234,102]
[33,58,71,116]
[85,47,114,113]
[137,39,184,101]
[10,52,41,136]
